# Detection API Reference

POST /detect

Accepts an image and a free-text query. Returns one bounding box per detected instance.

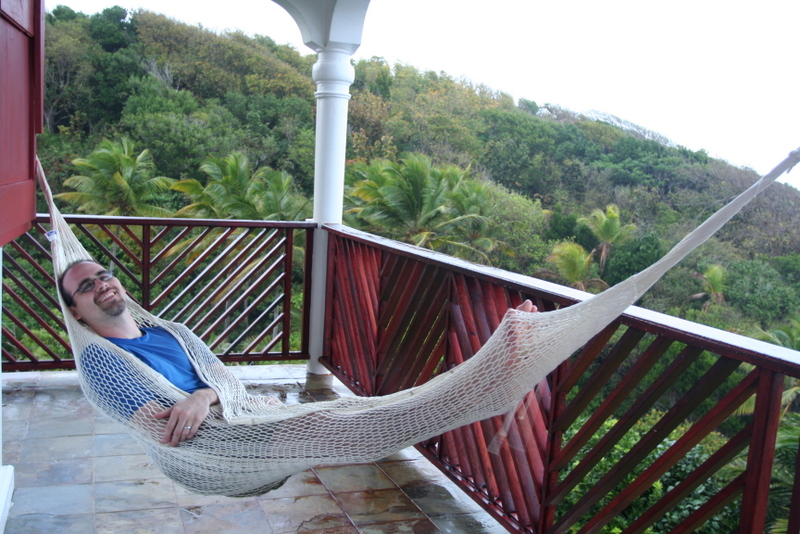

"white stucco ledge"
[1,366,311,390]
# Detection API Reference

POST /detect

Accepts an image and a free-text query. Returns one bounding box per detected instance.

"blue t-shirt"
[106,327,208,394]
[81,327,209,419]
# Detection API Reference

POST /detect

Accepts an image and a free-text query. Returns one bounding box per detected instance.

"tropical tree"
[536,242,608,293]
[442,179,513,263]
[43,8,98,133]
[578,204,636,276]
[727,260,800,326]
[55,137,175,217]
[751,315,800,352]
[173,152,309,221]
[345,154,508,263]
[347,154,458,247]
[688,264,728,312]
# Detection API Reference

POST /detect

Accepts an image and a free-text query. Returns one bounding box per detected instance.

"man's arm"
[152,388,219,447]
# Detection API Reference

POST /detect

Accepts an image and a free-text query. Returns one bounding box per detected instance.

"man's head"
[58,260,128,326]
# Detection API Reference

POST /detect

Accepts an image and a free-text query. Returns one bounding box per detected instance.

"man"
[59,259,219,446]
[59,259,539,449]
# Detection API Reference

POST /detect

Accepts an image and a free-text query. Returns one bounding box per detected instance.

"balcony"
[3,215,800,533]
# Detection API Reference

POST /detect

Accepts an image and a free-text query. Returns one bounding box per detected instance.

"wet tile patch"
[93,432,145,456]
[403,483,483,516]
[430,512,510,534]
[259,469,328,499]
[379,459,451,488]
[315,463,396,492]
[259,493,352,533]
[95,478,177,513]
[358,518,442,533]
[2,390,34,421]
[180,499,270,533]
[336,488,426,526]
[30,388,94,420]
[4,512,95,534]
[96,508,185,534]
[13,457,93,487]
[1,420,27,441]
[379,447,425,462]
[174,484,260,508]
[94,453,166,482]
[9,483,94,517]
[18,435,93,463]
[26,417,93,439]
[244,382,312,405]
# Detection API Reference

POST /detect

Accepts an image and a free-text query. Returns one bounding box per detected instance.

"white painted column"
[271,0,369,379]
[306,49,355,376]
[0,248,16,530]
[311,49,354,225]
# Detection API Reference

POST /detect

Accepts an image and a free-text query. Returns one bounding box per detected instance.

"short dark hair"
[58,259,100,307]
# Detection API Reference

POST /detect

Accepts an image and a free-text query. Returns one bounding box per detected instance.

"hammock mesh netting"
[39,149,799,498]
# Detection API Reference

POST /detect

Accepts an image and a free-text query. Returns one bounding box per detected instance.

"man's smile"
[97,289,118,304]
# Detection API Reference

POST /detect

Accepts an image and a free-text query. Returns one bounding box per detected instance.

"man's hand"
[154,388,219,446]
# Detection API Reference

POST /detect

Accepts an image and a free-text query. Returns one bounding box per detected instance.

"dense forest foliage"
[39,5,800,344]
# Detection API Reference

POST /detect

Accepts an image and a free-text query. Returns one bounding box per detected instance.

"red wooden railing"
[1,214,316,369]
[5,217,800,532]
[321,225,800,534]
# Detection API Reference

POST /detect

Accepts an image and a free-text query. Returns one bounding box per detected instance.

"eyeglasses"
[71,271,115,300]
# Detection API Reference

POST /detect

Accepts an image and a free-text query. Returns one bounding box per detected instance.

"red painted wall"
[0,0,43,246]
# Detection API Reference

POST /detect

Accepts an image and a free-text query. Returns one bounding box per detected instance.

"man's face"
[62,262,128,325]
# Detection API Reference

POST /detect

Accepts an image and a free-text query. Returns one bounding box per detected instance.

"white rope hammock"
[37,148,799,498]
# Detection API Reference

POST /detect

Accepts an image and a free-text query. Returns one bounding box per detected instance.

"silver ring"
[184,426,192,430]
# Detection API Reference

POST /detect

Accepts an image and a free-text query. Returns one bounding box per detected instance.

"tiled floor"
[1,366,508,533]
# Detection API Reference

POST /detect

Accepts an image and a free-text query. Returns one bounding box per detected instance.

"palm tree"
[536,242,608,293]
[349,154,454,247]
[173,152,309,221]
[578,204,636,276]
[172,152,309,267]
[237,168,310,222]
[345,154,497,260]
[688,264,728,312]
[55,137,175,217]
[445,179,513,263]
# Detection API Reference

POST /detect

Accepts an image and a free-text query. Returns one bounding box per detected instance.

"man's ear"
[68,306,82,321]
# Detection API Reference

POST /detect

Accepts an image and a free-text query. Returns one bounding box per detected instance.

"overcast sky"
[48,0,800,188]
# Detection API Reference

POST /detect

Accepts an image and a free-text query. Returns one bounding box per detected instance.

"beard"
[96,290,127,317]
[103,300,127,317]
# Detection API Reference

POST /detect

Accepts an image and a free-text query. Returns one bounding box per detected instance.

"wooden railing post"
[740,369,784,532]
[142,224,151,309]
[788,440,800,534]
